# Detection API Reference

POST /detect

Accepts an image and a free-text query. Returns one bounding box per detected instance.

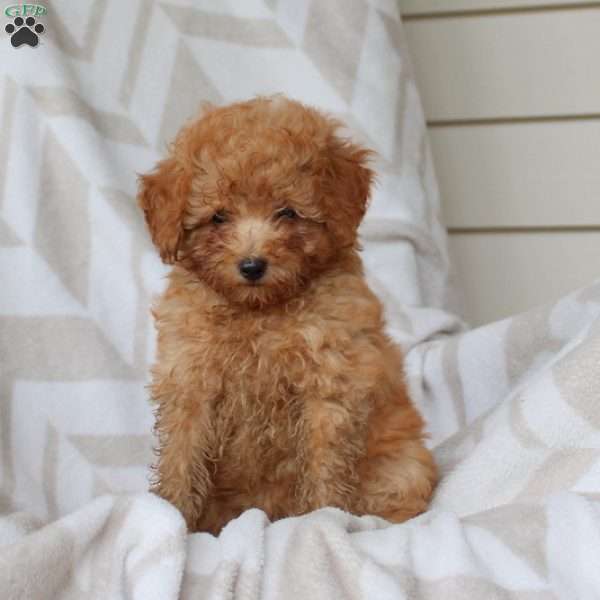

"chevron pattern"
[0,0,449,515]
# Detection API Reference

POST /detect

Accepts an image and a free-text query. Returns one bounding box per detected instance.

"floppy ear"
[319,133,375,246]
[137,156,191,264]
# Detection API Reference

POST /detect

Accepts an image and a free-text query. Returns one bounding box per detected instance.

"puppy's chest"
[205,319,312,420]
[200,311,348,392]
[198,313,346,459]
[201,322,308,487]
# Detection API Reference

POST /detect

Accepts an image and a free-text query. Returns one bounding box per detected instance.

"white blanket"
[1,1,599,598]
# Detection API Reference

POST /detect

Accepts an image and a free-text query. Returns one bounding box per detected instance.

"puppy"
[139,96,437,534]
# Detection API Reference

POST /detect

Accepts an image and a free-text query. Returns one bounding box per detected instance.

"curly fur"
[138,96,437,534]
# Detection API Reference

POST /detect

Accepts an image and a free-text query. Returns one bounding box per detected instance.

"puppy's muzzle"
[239,257,267,281]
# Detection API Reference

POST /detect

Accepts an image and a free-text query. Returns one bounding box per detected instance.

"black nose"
[239,257,267,281]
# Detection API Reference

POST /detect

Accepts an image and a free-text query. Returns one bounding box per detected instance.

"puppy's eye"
[212,211,227,225]
[275,207,297,220]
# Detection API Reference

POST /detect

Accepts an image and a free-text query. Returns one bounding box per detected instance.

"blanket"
[1,1,599,598]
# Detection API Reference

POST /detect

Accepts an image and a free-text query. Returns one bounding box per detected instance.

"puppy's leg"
[358,398,437,523]
[151,375,214,531]
[301,395,370,511]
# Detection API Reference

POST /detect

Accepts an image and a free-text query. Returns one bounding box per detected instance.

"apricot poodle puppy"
[138,96,437,534]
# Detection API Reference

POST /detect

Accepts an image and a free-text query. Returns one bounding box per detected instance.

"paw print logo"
[5,16,44,47]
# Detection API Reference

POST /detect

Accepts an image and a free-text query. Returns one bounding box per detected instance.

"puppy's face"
[139,97,373,308]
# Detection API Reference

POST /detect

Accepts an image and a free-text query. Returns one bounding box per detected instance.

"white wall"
[400,0,600,325]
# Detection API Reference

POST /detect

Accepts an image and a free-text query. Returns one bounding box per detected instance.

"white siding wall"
[400,0,600,325]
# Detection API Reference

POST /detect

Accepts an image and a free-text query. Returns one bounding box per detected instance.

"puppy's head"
[138,96,374,307]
